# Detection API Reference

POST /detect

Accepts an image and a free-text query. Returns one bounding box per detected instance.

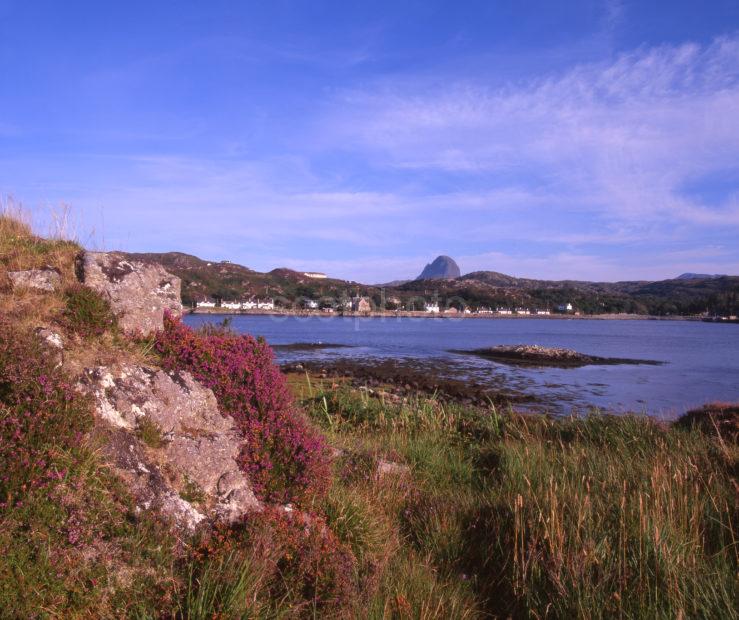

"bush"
[0,319,93,507]
[154,314,331,504]
[61,284,117,338]
[193,507,357,615]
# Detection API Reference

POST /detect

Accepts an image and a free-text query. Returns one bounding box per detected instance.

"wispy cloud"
[324,34,739,227]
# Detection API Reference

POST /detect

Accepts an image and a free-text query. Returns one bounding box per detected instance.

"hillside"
[401,270,739,315]
[123,251,738,316]
[124,251,379,306]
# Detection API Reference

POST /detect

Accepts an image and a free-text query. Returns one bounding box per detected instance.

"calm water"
[184,314,739,419]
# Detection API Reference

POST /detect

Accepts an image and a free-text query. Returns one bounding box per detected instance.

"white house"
[496,308,513,315]
[303,272,327,279]
[557,303,574,312]
[196,300,216,309]
[425,303,440,313]
[257,299,275,310]
[221,301,241,310]
[304,299,319,309]
[536,309,551,315]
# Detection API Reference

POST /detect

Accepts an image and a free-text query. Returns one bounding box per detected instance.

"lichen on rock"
[77,251,182,334]
[8,268,61,292]
[79,363,261,530]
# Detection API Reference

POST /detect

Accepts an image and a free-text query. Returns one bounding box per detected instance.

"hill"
[123,251,379,306]
[124,251,738,316]
[416,255,461,280]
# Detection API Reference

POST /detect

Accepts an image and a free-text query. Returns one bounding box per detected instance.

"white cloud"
[325,34,739,227]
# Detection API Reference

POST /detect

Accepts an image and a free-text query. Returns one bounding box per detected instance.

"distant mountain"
[676,273,726,280]
[416,255,461,280]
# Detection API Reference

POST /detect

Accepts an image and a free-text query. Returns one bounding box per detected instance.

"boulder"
[77,251,181,334]
[8,268,61,292]
[35,327,64,368]
[79,364,261,529]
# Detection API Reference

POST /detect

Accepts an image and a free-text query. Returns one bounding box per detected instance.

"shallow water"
[184,314,739,418]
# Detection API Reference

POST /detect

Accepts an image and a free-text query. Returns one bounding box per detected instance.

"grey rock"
[8,268,61,292]
[79,364,261,530]
[415,255,461,280]
[77,251,182,334]
[35,327,64,349]
[376,458,410,480]
[35,327,64,368]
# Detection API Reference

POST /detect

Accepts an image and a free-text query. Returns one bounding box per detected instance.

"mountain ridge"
[121,251,738,316]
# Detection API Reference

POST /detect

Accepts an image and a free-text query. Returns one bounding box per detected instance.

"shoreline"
[187,308,708,322]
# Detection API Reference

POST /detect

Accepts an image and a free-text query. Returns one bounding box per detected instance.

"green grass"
[136,416,167,449]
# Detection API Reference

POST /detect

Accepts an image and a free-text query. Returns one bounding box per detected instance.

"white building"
[221,301,241,310]
[196,300,216,309]
[425,303,440,313]
[304,299,319,309]
[536,309,551,315]
[496,308,513,315]
[557,303,574,312]
[257,299,275,310]
[303,272,327,279]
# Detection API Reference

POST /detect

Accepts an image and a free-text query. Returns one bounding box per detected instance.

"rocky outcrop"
[455,344,664,368]
[77,252,182,334]
[8,268,61,292]
[416,255,461,280]
[79,364,261,530]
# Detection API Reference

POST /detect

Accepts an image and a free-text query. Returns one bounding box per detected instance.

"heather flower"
[154,314,331,504]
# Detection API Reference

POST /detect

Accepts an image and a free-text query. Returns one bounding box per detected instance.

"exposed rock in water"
[78,364,261,530]
[77,251,182,334]
[8,268,61,292]
[416,255,461,280]
[455,344,663,368]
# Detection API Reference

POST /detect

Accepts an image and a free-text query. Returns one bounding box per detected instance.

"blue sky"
[1,1,738,282]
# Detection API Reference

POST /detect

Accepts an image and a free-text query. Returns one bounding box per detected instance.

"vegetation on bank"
[1,213,737,618]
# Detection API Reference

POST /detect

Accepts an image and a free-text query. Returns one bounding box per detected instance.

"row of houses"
[196,297,575,315]
[197,298,275,311]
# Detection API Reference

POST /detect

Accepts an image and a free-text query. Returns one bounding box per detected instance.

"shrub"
[61,283,117,338]
[154,314,331,504]
[241,507,358,613]
[0,319,93,507]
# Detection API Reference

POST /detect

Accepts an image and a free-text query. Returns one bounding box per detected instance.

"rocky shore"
[454,344,664,367]
[281,358,537,408]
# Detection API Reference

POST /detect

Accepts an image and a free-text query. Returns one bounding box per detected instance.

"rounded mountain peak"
[416,255,461,280]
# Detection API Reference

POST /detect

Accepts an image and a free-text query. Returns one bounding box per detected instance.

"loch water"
[184,314,739,418]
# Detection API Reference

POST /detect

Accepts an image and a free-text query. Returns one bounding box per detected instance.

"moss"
[180,475,206,505]
[136,416,167,449]
[61,283,117,338]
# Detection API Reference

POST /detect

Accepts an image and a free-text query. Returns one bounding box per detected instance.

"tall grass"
[300,379,738,619]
